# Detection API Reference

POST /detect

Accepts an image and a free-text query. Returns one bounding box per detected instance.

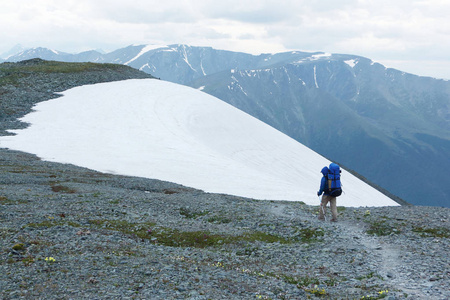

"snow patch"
[179,45,197,72]
[0,79,399,207]
[314,65,319,88]
[125,45,166,65]
[293,52,332,65]
[200,61,206,75]
[311,53,332,60]
[344,59,357,68]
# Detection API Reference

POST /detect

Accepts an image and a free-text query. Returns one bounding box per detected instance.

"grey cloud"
[198,1,297,24]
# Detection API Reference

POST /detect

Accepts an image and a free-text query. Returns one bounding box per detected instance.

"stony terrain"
[0,58,153,135]
[0,59,449,299]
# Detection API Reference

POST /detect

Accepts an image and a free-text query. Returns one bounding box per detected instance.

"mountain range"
[2,45,450,207]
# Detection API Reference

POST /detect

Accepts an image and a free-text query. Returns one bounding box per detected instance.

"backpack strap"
[327,176,332,193]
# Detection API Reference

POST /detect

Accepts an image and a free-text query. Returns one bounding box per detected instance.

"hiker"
[317,164,341,222]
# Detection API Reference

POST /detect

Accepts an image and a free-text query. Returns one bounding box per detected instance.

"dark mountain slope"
[189,54,450,207]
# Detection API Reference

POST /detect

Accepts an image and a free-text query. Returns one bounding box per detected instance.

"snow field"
[0,79,399,207]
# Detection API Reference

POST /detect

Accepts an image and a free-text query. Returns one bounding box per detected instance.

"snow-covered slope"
[0,79,399,207]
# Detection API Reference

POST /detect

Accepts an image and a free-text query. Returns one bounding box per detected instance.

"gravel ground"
[1,59,449,299]
[0,148,449,300]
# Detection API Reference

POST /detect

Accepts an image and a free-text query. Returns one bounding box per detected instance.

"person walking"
[317,165,339,222]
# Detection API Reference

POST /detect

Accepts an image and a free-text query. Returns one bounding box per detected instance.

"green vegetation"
[179,207,209,219]
[304,286,327,297]
[87,219,294,248]
[412,226,449,238]
[296,227,325,243]
[12,243,25,251]
[207,215,232,224]
[51,184,77,194]
[109,199,121,204]
[356,272,383,281]
[337,206,346,213]
[359,289,390,299]
[365,219,401,236]
[0,60,126,85]
[363,215,404,236]
[23,219,81,229]
[163,189,180,195]
[21,255,35,266]
[263,273,342,297]
[280,274,320,287]
[0,196,20,205]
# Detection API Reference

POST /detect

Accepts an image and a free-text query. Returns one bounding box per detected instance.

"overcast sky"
[1,0,449,79]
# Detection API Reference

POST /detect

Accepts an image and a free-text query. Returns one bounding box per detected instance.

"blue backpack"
[327,163,342,197]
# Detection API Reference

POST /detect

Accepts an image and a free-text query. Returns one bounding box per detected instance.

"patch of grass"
[159,230,226,248]
[412,226,449,238]
[163,189,179,195]
[23,219,81,229]
[304,286,327,297]
[0,196,15,205]
[24,220,57,228]
[356,272,383,281]
[1,59,151,90]
[12,243,26,251]
[359,289,390,299]
[235,247,260,256]
[0,60,122,78]
[51,184,77,194]
[21,255,35,266]
[6,258,15,264]
[337,206,346,213]
[296,227,325,243]
[67,221,81,227]
[88,219,294,248]
[0,195,28,205]
[365,220,401,236]
[207,215,232,224]
[281,274,320,287]
[179,207,209,219]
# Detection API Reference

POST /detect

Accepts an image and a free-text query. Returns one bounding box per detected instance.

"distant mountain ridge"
[4,45,450,207]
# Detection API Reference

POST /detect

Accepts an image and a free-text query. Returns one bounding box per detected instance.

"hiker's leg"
[318,200,324,220]
[319,195,329,220]
[330,197,338,221]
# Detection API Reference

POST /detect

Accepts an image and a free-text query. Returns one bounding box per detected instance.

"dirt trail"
[266,203,434,299]
[332,219,431,299]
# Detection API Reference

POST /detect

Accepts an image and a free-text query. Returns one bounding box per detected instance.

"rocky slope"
[0,58,154,135]
[0,60,449,299]
[1,148,449,299]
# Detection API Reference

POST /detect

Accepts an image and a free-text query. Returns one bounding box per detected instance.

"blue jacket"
[318,166,329,196]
